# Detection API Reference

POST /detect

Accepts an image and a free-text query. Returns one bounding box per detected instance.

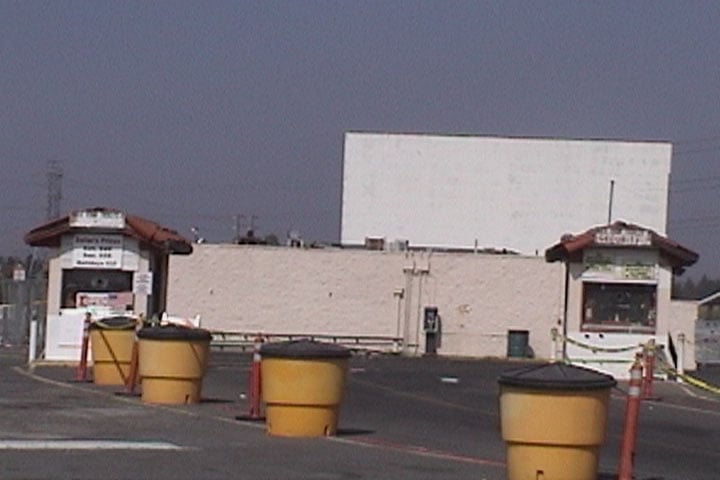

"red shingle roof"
[24,207,193,254]
[545,220,697,273]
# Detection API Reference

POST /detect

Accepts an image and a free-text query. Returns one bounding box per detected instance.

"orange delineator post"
[642,339,656,400]
[247,335,264,419]
[74,313,93,382]
[123,315,144,394]
[618,354,644,480]
[124,340,140,394]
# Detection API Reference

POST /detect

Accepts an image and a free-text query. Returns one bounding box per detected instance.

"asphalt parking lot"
[2,347,720,480]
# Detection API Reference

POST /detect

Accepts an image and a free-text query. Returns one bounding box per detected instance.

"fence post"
[27,318,38,364]
[642,339,656,400]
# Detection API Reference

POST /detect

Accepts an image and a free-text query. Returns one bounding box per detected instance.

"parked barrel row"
[87,316,616,480]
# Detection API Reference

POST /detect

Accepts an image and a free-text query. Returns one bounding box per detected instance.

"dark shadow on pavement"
[336,428,375,437]
[199,397,235,404]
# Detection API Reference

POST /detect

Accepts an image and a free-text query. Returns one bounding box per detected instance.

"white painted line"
[440,376,459,384]
[0,440,186,450]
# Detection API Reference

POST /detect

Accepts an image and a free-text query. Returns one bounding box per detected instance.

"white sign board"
[593,228,652,247]
[69,210,125,229]
[12,267,26,282]
[72,234,124,269]
[45,311,86,361]
[582,249,658,282]
[133,272,153,296]
[76,292,134,313]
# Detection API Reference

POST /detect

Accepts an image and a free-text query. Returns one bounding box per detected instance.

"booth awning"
[24,207,193,255]
[545,220,698,273]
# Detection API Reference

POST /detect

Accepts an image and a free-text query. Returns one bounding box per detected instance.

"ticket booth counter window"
[582,282,657,333]
[61,269,133,308]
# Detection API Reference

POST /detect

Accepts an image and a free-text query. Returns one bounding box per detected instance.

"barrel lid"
[137,325,212,341]
[260,339,352,359]
[88,316,137,331]
[498,362,616,390]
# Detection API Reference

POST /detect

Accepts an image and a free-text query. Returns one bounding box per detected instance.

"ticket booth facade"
[25,208,192,361]
[545,221,698,378]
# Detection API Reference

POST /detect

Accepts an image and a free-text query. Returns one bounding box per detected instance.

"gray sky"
[1,1,720,278]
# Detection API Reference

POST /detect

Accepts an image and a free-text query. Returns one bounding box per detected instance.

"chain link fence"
[0,276,47,348]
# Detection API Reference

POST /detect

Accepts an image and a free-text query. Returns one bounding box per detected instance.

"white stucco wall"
[341,132,671,254]
[668,299,698,371]
[166,244,564,358]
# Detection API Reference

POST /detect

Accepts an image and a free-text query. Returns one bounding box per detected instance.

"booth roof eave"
[23,207,193,255]
[544,220,698,273]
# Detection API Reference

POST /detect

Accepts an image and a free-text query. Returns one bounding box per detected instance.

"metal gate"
[695,318,720,366]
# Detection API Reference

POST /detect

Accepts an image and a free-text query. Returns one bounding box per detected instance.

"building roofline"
[345,130,672,146]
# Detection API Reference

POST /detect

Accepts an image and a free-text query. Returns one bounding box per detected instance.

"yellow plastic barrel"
[260,339,351,437]
[137,325,212,404]
[498,363,616,480]
[89,316,137,386]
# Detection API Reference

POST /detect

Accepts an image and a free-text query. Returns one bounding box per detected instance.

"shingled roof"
[545,220,698,273]
[24,207,193,255]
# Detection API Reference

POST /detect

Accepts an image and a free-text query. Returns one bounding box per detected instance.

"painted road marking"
[0,440,187,450]
[440,376,460,384]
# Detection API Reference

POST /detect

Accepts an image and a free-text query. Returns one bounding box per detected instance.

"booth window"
[61,269,133,308]
[582,282,657,333]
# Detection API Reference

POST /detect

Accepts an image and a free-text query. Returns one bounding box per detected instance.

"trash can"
[89,316,137,386]
[137,325,212,404]
[498,363,616,480]
[260,339,352,437]
[507,329,530,358]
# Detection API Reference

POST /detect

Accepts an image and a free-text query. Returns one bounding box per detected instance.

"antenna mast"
[607,179,615,224]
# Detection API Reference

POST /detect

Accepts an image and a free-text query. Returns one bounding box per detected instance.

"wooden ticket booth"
[24,207,192,361]
[545,221,698,378]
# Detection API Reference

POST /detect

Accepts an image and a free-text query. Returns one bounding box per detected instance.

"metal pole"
[393,289,404,338]
[247,334,264,419]
[642,339,656,399]
[608,179,615,223]
[27,319,37,364]
[402,267,413,355]
[561,264,570,361]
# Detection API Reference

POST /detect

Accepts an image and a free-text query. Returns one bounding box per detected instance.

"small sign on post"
[12,266,26,282]
[133,272,153,296]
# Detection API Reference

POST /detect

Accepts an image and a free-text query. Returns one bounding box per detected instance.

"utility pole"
[46,160,63,220]
[233,215,242,243]
[248,214,258,235]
